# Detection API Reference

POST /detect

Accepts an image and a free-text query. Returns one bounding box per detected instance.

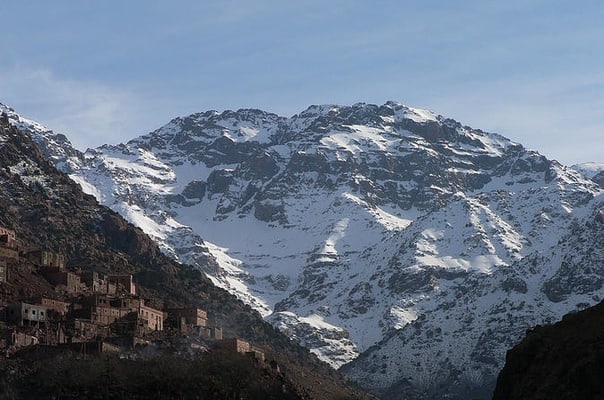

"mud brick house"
[7,331,39,348]
[39,325,68,346]
[79,270,117,295]
[77,295,131,326]
[217,338,251,353]
[71,318,111,341]
[167,307,207,332]
[107,275,136,295]
[0,259,6,283]
[247,348,265,363]
[76,295,164,333]
[67,339,120,355]
[32,296,70,316]
[217,338,265,363]
[0,227,16,246]
[25,249,65,269]
[40,267,81,293]
[0,247,19,261]
[207,326,223,339]
[0,227,19,261]
[6,302,48,327]
[138,300,165,331]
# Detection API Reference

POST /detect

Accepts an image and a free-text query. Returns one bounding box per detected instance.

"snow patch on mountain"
[572,162,604,178]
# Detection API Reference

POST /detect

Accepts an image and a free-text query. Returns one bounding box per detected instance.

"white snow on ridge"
[401,106,439,123]
[320,125,399,156]
[1,102,49,135]
[572,162,604,178]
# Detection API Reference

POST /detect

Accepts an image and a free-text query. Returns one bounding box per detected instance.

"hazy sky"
[1,1,602,165]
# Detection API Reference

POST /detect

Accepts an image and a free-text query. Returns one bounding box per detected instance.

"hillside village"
[0,225,269,366]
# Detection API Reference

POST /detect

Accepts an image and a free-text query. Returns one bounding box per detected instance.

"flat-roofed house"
[6,302,48,327]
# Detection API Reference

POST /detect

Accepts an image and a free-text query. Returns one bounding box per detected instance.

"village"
[0,225,270,366]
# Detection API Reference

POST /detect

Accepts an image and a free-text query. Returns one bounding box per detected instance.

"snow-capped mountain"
[3,101,603,398]
[572,162,604,187]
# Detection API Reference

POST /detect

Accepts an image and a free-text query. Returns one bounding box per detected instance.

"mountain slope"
[573,162,604,188]
[492,298,604,400]
[3,101,603,398]
[0,107,368,400]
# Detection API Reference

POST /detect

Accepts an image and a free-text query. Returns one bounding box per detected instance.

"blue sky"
[1,1,602,164]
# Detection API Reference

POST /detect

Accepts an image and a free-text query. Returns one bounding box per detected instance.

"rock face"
[3,101,604,399]
[493,300,604,400]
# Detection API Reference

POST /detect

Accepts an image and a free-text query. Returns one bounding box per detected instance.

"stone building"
[70,319,111,341]
[107,275,136,295]
[32,296,70,316]
[0,227,17,247]
[0,246,18,261]
[8,331,39,348]
[0,228,19,261]
[167,307,207,331]
[200,326,223,340]
[26,249,65,269]
[0,259,6,283]
[76,295,164,332]
[138,300,165,331]
[77,295,131,326]
[40,267,81,293]
[217,338,251,353]
[217,338,265,363]
[79,270,117,294]
[6,302,48,327]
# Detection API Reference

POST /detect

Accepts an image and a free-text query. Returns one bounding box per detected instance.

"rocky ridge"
[3,101,603,398]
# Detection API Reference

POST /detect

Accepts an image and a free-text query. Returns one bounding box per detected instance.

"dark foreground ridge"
[492,299,604,400]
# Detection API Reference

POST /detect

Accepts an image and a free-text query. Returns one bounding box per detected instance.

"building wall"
[43,271,81,293]
[78,295,132,326]
[107,275,136,295]
[0,228,17,252]
[36,297,70,315]
[0,227,16,242]
[201,327,223,340]
[27,250,65,268]
[212,327,223,340]
[0,246,19,261]
[0,259,6,282]
[10,332,38,348]
[7,302,48,325]
[72,318,110,339]
[92,306,130,325]
[111,297,141,310]
[79,271,117,294]
[167,307,208,327]
[218,338,251,354]
[79,270,98,287]
[247,349,266,363]
[139,304,164,331]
